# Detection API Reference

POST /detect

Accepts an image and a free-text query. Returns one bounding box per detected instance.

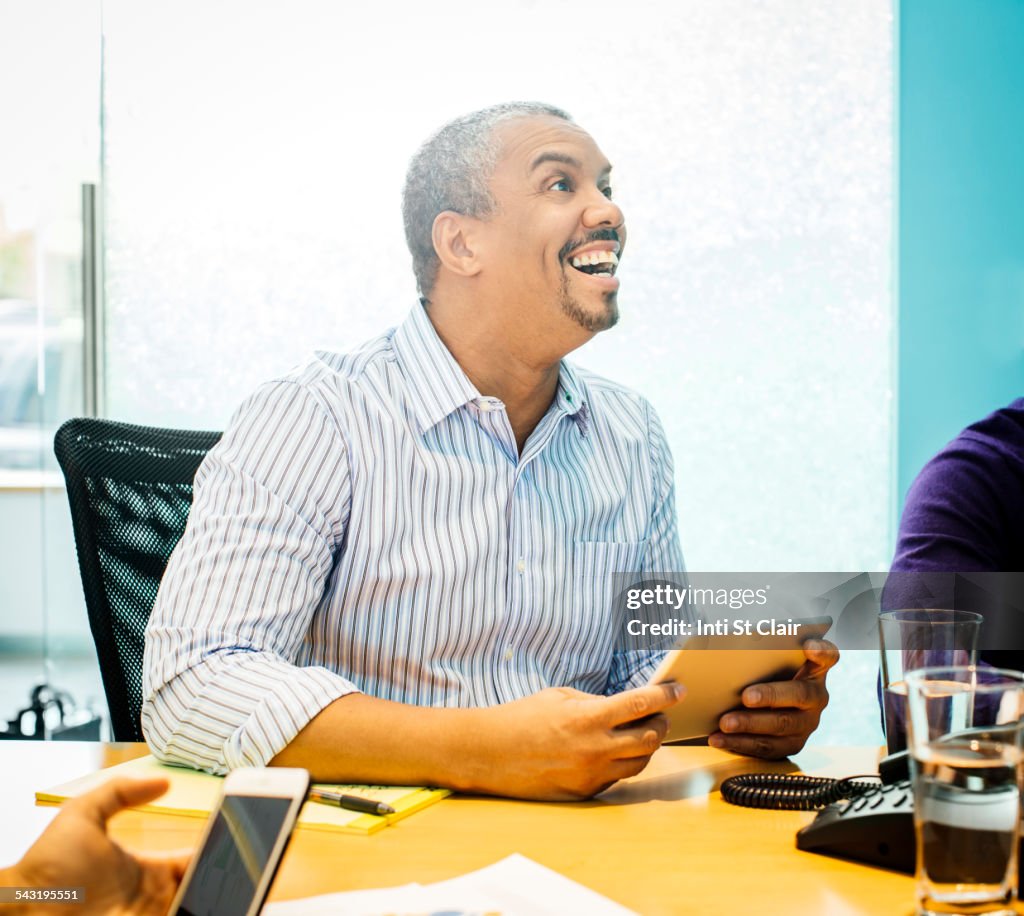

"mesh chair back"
[54,418,221,741]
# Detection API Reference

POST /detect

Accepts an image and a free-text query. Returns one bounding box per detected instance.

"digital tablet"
[648,617,833,742]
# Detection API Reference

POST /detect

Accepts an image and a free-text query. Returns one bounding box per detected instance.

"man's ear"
[432,211,484,280]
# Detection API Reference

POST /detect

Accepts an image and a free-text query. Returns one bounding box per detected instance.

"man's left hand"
[708,639,839,759]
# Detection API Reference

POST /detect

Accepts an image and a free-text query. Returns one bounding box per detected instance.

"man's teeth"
[570,250,619,269]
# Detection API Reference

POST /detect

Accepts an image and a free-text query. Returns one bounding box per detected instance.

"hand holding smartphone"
[167,767,309,916]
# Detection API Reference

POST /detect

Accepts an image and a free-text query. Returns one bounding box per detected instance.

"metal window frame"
[81,183,104,417]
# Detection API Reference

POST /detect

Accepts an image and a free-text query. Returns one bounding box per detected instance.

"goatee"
[558,270,619,332]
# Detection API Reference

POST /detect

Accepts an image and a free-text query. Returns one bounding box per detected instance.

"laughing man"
[143,102,836,800]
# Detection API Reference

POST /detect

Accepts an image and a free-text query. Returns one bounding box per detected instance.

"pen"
[307,788,396,816]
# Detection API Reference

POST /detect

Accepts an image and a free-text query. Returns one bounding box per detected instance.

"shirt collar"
[392,301,482,434]
[554,359,590,437]
[392,301,591,437]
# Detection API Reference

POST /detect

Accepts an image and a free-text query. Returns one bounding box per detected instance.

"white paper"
[263,853,637,916]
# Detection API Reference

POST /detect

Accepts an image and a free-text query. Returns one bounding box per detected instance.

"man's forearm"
[270,684,686,801]
[268,693,490,790]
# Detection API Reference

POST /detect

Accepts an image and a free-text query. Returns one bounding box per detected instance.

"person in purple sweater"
[888,397,1024,671]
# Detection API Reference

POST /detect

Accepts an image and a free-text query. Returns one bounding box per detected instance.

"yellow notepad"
[36,754,449,836]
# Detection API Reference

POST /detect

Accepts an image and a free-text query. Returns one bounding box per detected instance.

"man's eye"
[602,186,613,199]
[548,178,572,192]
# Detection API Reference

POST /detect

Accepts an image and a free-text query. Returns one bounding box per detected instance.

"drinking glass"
[904,666,1024,916]
[879,610,982,754]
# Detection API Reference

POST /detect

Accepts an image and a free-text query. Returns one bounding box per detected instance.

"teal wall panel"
[899,0,1024,504]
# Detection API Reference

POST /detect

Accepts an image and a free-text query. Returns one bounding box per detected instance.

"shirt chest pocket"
[561,540,648,690]
[572,539,647,624]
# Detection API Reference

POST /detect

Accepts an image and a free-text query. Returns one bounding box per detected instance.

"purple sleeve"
[880,414,1024,726]
[884,432,1021,614]
[893,439,1014,574]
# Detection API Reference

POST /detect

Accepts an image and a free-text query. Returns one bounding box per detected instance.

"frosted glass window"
[103,0,893,742]
[0,0,105,735]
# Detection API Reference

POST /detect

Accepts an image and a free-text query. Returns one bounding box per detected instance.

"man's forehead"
[493,116,612,176]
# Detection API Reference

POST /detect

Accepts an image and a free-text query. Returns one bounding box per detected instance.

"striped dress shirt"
[143,302,685,773]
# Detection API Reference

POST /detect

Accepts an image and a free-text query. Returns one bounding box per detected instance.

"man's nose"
[582,188,624,230]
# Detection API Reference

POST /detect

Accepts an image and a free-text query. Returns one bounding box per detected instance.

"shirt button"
[504,648,514,661]
[516,558,525,573]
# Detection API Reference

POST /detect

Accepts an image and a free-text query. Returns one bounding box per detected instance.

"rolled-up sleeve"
[142,379,357,773]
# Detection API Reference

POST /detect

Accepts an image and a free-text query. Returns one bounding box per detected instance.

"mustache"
[559,228,621,262]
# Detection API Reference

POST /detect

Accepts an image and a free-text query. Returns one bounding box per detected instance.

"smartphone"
[167,767,310,916]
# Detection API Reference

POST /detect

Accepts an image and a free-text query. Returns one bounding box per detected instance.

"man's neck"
[424,299,564,453]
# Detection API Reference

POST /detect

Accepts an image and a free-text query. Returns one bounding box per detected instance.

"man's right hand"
[468,682,685,801]
[270,681,685,802]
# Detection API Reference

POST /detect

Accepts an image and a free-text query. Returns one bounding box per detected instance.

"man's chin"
[557,268,619,333]
[601,294,620,329]
[562,295,618,333]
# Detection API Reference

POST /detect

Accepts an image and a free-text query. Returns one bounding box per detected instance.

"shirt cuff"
[145,653,360,773]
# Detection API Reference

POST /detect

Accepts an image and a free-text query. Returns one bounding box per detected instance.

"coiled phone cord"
[720,773,881,811]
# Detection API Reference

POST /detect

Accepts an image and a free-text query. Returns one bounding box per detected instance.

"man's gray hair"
[402,101,573,298]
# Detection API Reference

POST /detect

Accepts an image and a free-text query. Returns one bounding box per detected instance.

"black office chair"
[54,418,221,741]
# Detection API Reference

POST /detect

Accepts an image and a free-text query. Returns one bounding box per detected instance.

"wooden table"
[3,741,916,915]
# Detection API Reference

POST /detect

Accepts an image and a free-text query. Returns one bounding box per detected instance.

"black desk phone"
[723,751,918,873]
[796,748,917,872]
[795,776,916,872]
[725,749,1024,878]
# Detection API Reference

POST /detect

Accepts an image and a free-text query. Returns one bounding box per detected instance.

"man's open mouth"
[568,250,619,279]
